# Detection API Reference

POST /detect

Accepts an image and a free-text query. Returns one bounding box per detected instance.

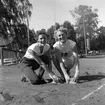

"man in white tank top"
[20,32,59,85]
[52,27,79,84]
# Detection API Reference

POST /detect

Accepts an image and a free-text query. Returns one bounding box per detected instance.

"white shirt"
[24,43,50,59]
[53,40,76,57]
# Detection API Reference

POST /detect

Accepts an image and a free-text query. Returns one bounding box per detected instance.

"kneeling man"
[52,27,80,84]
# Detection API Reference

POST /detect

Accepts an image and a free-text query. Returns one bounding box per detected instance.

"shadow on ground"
[78,72,105,83]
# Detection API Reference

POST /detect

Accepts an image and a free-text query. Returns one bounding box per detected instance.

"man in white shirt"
[52,27,79,84]
[20,32,59,85]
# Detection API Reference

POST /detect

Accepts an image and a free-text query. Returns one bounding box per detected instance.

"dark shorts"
[19,55,50,84]
[21,55,50,71]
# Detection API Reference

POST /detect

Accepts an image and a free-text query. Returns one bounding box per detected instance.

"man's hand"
[65,74,70,83]
[69,77,77,84]
[49,74,60,83]
[73,66,79,81]
[40,62,47,69]
[70,77,76,82]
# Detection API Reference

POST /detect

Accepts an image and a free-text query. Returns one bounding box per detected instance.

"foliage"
[63,21,76,42]
[46,21,76,46]
[76,36,85,54]
[90,37,99,51]
[70,5,99,52]
[84,26,105,51]
[2,1,105,53]
[47,25,56,46]
[96,26,105,50]
[70,5,98,38]
[0,0,32,50]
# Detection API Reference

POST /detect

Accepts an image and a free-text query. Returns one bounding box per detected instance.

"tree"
[46,21,76,46]
[47,23,60,46]
[0,0,32,49]
[96,26,105,50]
[54,22,60,30]
[70,5,99,52]
[62,21,76,42]
[90,37,99,51]
[70,5,98,38]
[76,36,85,54]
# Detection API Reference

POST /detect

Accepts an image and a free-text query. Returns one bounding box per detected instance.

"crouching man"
[52,27,80,84]
[19,31,59,85]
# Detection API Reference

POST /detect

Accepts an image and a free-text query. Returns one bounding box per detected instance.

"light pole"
[54,0,56,31]
[27,9,30,47]
[53,0,57,42]
[83,17,87,56]
[24,0,30,47]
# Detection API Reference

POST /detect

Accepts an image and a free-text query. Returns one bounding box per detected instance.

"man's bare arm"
[54,48,70,83]
[72,45,80,80]
[28,49,43,65]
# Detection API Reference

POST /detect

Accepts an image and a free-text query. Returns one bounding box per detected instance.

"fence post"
[0,47,4,65]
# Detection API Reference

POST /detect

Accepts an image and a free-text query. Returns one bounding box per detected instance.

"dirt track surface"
[0,57,105,105]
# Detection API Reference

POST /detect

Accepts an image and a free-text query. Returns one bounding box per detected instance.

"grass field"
[0,57,105,105]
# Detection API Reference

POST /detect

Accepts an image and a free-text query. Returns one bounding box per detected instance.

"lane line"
[72,83,105,105]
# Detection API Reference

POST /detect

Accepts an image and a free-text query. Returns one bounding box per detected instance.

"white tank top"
[53,40,76,57]
[24,43,50,59]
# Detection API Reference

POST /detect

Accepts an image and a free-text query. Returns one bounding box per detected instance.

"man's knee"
[30,79,40,85]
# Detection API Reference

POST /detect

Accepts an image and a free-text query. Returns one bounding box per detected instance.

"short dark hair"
[36,30,48,40]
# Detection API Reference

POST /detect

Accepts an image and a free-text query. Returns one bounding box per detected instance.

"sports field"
[0,57,105,105]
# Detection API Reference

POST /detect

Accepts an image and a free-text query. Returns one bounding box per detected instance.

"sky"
[29,0,105,31]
